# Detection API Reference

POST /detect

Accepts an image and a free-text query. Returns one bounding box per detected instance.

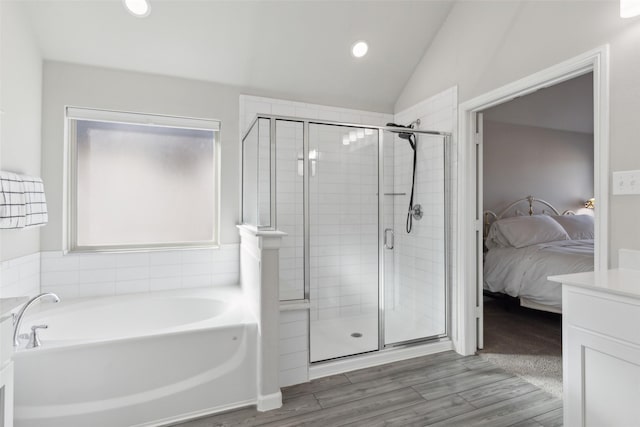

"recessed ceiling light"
[351,41,368,58]
[621,0,640,17]
[123,0,151,17]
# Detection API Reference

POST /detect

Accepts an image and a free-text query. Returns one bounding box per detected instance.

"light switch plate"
[613,170,640,195]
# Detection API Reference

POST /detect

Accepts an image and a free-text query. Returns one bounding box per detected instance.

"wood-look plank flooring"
[171,351,562,427]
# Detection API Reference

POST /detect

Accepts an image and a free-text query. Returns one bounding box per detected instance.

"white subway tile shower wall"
[276,120,304,301]
[240,95,392,305]
[258,118,272,227]
[240,95,392,138]
[242,121,259,226]
[279,309,309,387]
[0,252,41,298]
[391,87,457,340]
[39,245,239,298]
[309,125,379,323]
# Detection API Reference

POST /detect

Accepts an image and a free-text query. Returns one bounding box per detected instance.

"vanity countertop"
[0,296,28,322]
[549,268,640,300]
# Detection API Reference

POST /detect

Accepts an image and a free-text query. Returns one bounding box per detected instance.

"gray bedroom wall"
[483,120,594,215]
[395,0,640,266]
[0,1,43,261]
[483,73,594,135]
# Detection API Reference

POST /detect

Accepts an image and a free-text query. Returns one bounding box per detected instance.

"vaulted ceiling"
[22,0,454,112]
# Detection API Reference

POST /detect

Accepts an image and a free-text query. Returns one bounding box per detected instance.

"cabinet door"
[0,362,14,427]
[564,287,640,427]
[565,326,640,427]
[0,317,14,369]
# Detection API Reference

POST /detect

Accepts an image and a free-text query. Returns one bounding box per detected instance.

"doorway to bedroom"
[475,72,595,398]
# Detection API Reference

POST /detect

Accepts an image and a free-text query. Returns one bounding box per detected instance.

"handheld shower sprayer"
[386,121,422,234]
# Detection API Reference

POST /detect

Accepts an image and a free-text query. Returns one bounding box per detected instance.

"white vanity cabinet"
[0,313,15,427]
[0,297,25,427]
[549,269,640,427]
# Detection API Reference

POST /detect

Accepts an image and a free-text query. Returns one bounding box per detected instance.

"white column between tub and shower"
[237,225,287,411]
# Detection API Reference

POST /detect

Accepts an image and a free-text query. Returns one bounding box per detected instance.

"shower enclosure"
[242,115,450,362]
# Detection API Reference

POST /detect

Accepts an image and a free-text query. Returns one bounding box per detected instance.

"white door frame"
[455,46,610,356]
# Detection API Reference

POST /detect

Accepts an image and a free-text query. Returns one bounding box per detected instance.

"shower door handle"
[384,228,394,250]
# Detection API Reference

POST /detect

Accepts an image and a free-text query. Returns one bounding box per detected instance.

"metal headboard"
[483,195,575,237]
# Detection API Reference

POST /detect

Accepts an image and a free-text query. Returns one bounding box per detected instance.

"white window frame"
[64,106,221,253]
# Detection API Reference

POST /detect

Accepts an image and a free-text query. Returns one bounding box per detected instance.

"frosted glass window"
[69,115,218,250]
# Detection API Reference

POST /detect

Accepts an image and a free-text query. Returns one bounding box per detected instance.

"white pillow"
[551,215,594,240]
[486,215,570,249]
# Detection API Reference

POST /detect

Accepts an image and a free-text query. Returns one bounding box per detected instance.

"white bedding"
[483,239,594,309]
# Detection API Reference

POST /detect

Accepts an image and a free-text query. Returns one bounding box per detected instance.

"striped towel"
[21,175,48,227]
[0,171,26,229]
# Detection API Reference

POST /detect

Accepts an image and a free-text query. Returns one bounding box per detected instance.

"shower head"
[386,122,415,143]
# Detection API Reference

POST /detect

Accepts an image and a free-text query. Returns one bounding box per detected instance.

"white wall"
[0,1,43,262]
[483,121,594,214]
[40,61,243,251]
[395,0,640,266]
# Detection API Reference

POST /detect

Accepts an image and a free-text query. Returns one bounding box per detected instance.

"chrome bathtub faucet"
[12,292,60,347]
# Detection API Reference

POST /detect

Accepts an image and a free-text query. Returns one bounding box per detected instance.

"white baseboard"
[309,339,454,380]
[137,398,256,427]
[256,391,282,412]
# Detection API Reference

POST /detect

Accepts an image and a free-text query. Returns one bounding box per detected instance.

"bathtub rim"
[12,285,256,356]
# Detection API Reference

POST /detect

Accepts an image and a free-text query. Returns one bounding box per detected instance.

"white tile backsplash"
[40,245,239,298]
[0,252,41,299]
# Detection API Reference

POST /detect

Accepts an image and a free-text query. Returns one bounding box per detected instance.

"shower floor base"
[310,311,443,362]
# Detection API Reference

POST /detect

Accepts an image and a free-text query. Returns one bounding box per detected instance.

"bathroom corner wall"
[240,95,393,386]
[393,86,458,338]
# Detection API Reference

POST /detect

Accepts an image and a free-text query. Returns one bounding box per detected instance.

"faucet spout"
[13,292,60,347]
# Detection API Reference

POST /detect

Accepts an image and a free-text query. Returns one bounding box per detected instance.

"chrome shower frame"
[241,114,453,361]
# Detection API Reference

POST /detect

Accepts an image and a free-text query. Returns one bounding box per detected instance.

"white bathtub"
[13,286,258,427]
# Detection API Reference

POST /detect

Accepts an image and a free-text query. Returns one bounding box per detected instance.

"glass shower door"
[309,124,379,362]
[383,131,447,346]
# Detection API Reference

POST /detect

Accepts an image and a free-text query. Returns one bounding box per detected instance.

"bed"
[483,196,594,313]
